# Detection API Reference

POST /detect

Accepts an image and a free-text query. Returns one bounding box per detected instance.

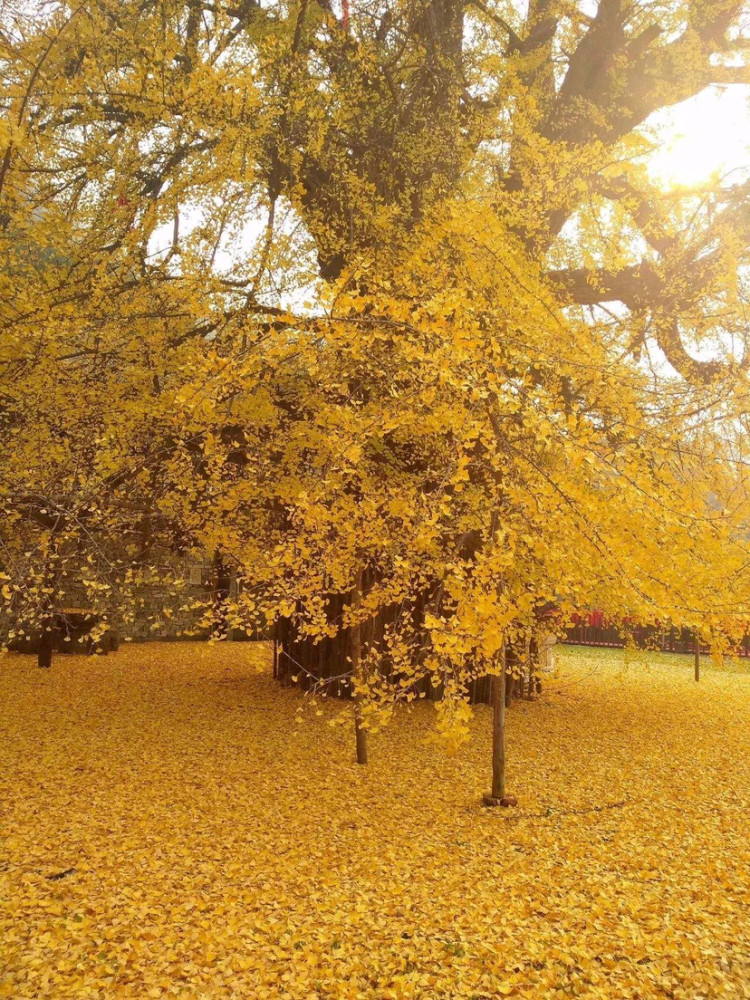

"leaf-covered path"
[2,644,750,999]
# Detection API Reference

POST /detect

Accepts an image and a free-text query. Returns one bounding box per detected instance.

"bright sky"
[648,85,750,188]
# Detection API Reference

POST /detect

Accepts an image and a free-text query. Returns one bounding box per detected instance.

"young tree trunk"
[351,568,368,765]
[491,641,506,798]
[694,631,700,682]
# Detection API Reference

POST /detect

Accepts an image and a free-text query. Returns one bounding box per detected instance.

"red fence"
[562,613,750,658]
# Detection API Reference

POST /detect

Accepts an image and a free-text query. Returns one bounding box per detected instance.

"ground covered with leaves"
[2,644,750,999]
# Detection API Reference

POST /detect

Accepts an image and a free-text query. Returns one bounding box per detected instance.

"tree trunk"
[491,642,506,798]
[351,568,368,765]
[524,632,532,698]
[694,631,700,682]
[38,619,54,668]
[276,586,501,706]
[212,549,231,638]
[504,668,514,707]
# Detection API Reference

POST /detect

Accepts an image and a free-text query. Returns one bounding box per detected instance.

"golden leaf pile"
[2,643,750,999]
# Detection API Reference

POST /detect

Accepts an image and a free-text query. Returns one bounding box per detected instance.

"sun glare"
[648,86,750,188]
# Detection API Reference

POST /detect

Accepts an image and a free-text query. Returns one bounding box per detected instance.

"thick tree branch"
[594,177,677,255]
[545,262,657,307]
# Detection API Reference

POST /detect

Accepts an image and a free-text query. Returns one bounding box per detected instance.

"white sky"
[648,85,750,187]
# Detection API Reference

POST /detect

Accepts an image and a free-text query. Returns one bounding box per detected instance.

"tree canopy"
[2,0,750,735]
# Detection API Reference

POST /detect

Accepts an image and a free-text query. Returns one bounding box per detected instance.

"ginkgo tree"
[3,0,750,797]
